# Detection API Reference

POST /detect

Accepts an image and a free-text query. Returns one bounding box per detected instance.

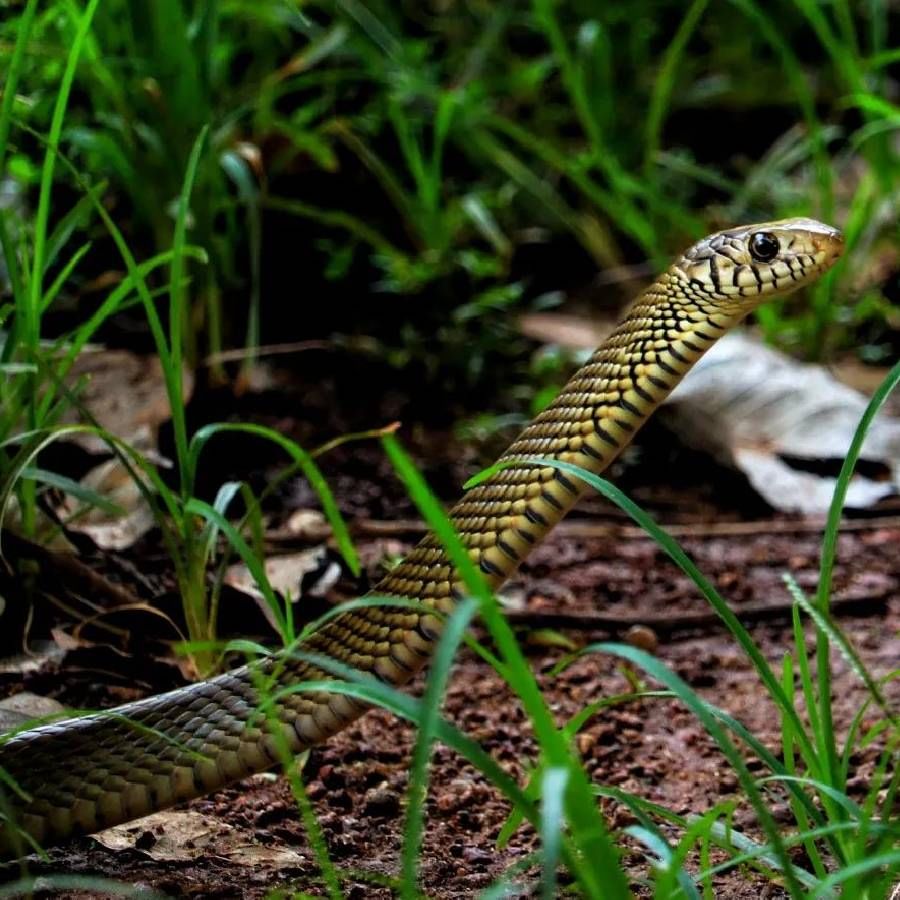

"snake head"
[674,217,844,308]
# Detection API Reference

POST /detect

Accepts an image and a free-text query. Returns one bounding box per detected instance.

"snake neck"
[375,269,745,608]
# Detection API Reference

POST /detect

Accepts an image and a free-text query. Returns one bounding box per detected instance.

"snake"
[0,218,843,857]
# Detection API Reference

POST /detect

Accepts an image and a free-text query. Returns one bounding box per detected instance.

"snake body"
[0,219,843,857]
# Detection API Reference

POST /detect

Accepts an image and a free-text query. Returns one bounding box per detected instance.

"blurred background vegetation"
[2,0,899,414]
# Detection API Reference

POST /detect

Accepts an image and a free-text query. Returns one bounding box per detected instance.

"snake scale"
[0,218,843,857]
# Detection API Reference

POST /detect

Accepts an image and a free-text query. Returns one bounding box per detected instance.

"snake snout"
[799,219,844,261]
[819,227,845,261]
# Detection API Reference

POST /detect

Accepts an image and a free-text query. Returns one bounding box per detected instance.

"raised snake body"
[0,219,843,856]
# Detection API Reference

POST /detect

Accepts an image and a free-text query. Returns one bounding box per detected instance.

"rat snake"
[0,218,843,856]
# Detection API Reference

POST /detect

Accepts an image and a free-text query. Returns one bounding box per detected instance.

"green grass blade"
[188,422,360,577]
[169,127,209,493]
[262,195,405,260]
[791,603,822,741]
[335,0,403,60]
[728,0,833,220]
[539,767,567,900]
[810,851,900,897]
[585,643,808,896]
[27,0,101,349]
[510,456,819,768]
[816,358,900,608]
[20,464,124,517]
[381,434,630,898]
[781,649,828,879]
[702,822,824,892]
[201,480,244,565]
[402,597,479,897]
[263,670,539,828]
[785,573,890,712]
[287,764,344,900]
[43,182,104,275]
[40,241,92,313]
[489,115,657,255]
[665,807,731,900]
[37,247,206,423]
[468,129,608,265]
[42,143,190,423]
[0,212,25,356]
[758,775,863,821]
[184,497,286,639]
[243,664,344,900]
[814,358,900,791]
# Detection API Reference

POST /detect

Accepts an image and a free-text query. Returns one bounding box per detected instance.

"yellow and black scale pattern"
[0,218,843,856]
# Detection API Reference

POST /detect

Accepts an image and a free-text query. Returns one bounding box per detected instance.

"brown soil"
[1,413,898,898]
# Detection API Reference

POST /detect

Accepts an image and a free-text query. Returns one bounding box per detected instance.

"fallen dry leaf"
[518,311,614,349]
[226,547,337,600]
[666,332,900,514]
[0,641,66,676]
[225,546,341,631]
[57,456,157,550]
[34,348,194,550]
[62,349,194,453]
[93,807,306,866]
[284,507,328,538]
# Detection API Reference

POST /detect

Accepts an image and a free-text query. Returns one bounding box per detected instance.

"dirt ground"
[1,397,898,898]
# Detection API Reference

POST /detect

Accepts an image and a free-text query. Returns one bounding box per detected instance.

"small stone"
[362,784,400,817]
[319,765,344,789]
[625,624,658,653]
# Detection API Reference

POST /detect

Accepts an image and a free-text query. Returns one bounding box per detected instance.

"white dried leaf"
[666,332,900,513]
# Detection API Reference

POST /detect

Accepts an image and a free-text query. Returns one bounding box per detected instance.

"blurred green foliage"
[1,0,899,394]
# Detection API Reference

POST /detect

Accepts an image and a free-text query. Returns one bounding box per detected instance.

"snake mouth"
[798,220,844,265]
[820,230,845,263]
[810,223,844,255]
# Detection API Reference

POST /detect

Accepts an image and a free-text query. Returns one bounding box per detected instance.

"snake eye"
[749,231,779,262]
